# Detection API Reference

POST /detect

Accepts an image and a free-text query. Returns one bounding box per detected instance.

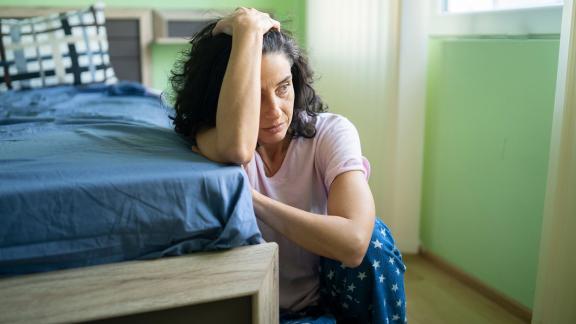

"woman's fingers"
[267,17,281,32]
[212,8,280,36]
[212,8,243,36]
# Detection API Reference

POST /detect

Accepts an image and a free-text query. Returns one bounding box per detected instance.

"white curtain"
[306,0,419,251]
[533,0,576,321]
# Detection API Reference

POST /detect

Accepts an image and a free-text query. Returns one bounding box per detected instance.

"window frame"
[429,0,563,36]
[441,0,563,14]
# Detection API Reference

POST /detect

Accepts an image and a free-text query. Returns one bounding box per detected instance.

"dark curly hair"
[169,21,327,141]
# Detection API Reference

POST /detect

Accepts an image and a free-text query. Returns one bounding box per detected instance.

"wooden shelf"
[154,37,190,45]
[153,9,229,44]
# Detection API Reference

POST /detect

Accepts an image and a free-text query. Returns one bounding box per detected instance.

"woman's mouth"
[263,122,285,134]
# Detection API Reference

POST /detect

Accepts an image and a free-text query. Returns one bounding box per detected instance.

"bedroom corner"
[1,0,575,323]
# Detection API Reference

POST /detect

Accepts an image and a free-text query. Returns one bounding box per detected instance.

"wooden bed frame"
[0,243,278,324]
[0,6,279,324]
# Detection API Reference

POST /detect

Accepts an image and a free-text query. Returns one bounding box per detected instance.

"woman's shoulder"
[314,112,359,135]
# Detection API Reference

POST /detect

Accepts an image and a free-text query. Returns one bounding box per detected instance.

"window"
[443,0,563,13]
[429,0,563,36]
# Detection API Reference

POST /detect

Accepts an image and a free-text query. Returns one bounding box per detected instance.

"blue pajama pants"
[280,218,407,324]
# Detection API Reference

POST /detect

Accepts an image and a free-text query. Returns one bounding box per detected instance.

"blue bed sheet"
[0,82,262,276]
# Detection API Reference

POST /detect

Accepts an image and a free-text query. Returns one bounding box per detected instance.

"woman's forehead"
[261,53,293,86]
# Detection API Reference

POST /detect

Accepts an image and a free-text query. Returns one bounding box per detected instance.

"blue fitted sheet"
[0,82,262,275]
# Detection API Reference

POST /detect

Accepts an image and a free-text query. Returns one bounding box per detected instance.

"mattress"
[0,82,262,275]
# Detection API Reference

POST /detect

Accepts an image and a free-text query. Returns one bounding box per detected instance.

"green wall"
[0,0,307,90]
[422,37,560,309]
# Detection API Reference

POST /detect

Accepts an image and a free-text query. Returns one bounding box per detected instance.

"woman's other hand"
[212,7,280,37]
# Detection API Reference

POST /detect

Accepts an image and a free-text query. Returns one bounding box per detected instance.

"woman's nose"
[262,96,282,118]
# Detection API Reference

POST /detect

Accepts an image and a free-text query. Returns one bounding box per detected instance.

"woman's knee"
[320,218,405,275]
[365,218,405,273]
[318,218,407,322]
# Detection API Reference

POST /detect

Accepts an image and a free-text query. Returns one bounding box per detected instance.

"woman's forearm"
[215,30,263,163]
[252,190,371,267]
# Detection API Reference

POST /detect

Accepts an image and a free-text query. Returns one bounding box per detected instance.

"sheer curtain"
[533,0,576,321]
[306,0,422,252]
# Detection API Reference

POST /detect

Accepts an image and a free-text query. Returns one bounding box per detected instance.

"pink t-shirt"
[243,113,370,312]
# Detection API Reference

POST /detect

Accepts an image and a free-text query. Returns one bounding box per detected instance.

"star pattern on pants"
[318,221,406,324]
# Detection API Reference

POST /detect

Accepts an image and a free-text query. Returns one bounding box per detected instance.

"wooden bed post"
[252,243,279,324]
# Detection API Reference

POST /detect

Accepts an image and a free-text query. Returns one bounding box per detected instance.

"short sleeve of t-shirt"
[314,114,370,191]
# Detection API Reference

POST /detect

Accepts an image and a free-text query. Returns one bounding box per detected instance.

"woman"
[171,8,406,323]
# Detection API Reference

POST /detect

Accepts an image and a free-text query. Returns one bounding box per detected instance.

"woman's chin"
[258,131,288,146]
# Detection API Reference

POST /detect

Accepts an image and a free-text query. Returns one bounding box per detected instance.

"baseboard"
[419,247,532,322]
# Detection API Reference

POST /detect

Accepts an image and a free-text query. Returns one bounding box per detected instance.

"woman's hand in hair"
[212,7,280,37]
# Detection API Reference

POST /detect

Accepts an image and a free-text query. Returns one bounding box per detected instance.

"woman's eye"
[277,84,289,96]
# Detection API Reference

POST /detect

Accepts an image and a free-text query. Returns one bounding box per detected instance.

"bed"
[0,5,278,324]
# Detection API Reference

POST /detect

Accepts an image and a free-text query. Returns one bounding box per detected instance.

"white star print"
[372,260,380,270]
[396,267,401,275]
[380,228,387,237]
[347,283,356,292]
[379,274,385,283]
[357,272,367,280]
[392,314,400,321]
[389,256,395,265]
[342,302,349,309]
[396,299,402,307]
[372,239,383,249]
[346,295,353,300]
[391,283,399,292]
[327,270,334,280]
[340,263,347,269]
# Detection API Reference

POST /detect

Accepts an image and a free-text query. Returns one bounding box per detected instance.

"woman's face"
[258,52,295,146]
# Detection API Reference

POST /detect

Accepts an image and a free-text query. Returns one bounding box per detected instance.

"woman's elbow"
[344,255,364,269]
[342,233,370,268]
[344,250,367,269]
[221,146,254,164]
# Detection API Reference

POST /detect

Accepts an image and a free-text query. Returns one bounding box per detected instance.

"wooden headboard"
[0,7,153,87]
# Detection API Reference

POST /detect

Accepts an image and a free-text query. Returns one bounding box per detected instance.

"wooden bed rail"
[0,243,278,324]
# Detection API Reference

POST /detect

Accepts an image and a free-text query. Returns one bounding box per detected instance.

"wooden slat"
[0,242,278,324]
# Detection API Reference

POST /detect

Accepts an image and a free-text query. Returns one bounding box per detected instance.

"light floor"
[404,254,528,324]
